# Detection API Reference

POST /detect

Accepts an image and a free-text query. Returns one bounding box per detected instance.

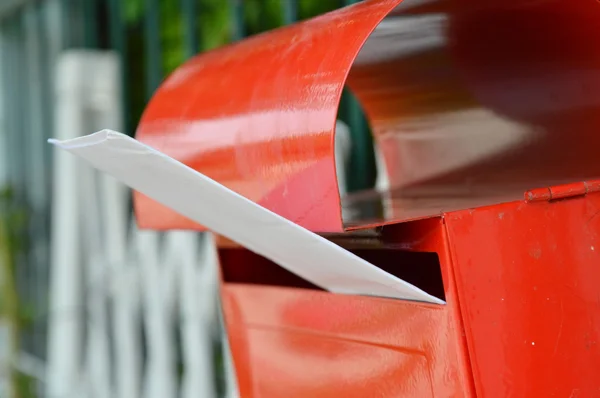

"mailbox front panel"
[447,192,600,397]
[220,216,475,397]
[223,286,471,398]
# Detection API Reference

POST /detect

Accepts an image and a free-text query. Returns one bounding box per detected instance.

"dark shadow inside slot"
[219,247,445,301]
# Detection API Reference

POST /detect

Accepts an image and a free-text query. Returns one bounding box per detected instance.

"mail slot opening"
[219,247,445,301]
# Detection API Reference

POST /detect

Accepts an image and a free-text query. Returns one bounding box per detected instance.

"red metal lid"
[135,0,600,232]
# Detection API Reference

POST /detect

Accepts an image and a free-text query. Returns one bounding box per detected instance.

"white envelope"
[49,130,444,305]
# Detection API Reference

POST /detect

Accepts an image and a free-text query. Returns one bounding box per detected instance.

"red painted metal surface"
[224,287,466,397]
[344,0,600,226]
[134,0,402,233]
[446,190,600,397]
[135,0,600,233]
[222,216,474,397]
[220,190,600,397]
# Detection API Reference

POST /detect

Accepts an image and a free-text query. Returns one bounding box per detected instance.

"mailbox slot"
[219,245,445,301]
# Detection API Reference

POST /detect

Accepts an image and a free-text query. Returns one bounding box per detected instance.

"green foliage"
[298,0,344,19]
[242,0,284,35]
[122,0,341,77]
[0,186,32,398]
[160,0,186,75]
[0,188,27,258]
[198,0,232,51]
[0,187,28,317]
[15,372,37,398]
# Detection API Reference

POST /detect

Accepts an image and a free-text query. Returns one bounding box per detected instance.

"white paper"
[49,130,444,304]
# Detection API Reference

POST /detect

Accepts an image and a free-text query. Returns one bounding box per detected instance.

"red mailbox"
[135,0,600,396]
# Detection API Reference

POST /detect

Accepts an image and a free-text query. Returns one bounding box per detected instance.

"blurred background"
[0,0,374,397]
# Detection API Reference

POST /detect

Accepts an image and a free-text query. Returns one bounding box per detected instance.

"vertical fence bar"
[24,4,47,231]
[229,0,245,41]
[341,0,375,192]
[0,29,6,188]
[282,0,298,25]
[107,0,131,134]
[83,0,98,48]
[34,0,52,366]
[16,2,28,367]
[13,16,31,328]
[47,52,88,398]
[0,24,13,189]
[4,18,25,195]
[24,2,51,362]
[43,0,65,139]
[181,0,199,58]
[144,0,163,100]
[0,20,16,398]
[59,0,71,48]
[37,1,54,183]
[38,1,65,371]
[344,89,373,192]
[60,0,85,49]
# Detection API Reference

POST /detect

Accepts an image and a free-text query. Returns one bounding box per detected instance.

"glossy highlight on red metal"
[135,0,403,232]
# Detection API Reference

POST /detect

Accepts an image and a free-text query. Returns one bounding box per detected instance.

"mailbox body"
[132,0,600,396]
[222,191,600,397]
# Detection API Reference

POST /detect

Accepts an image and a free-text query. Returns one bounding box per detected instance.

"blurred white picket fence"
[46,51,235,398]
[45,50,354,398]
